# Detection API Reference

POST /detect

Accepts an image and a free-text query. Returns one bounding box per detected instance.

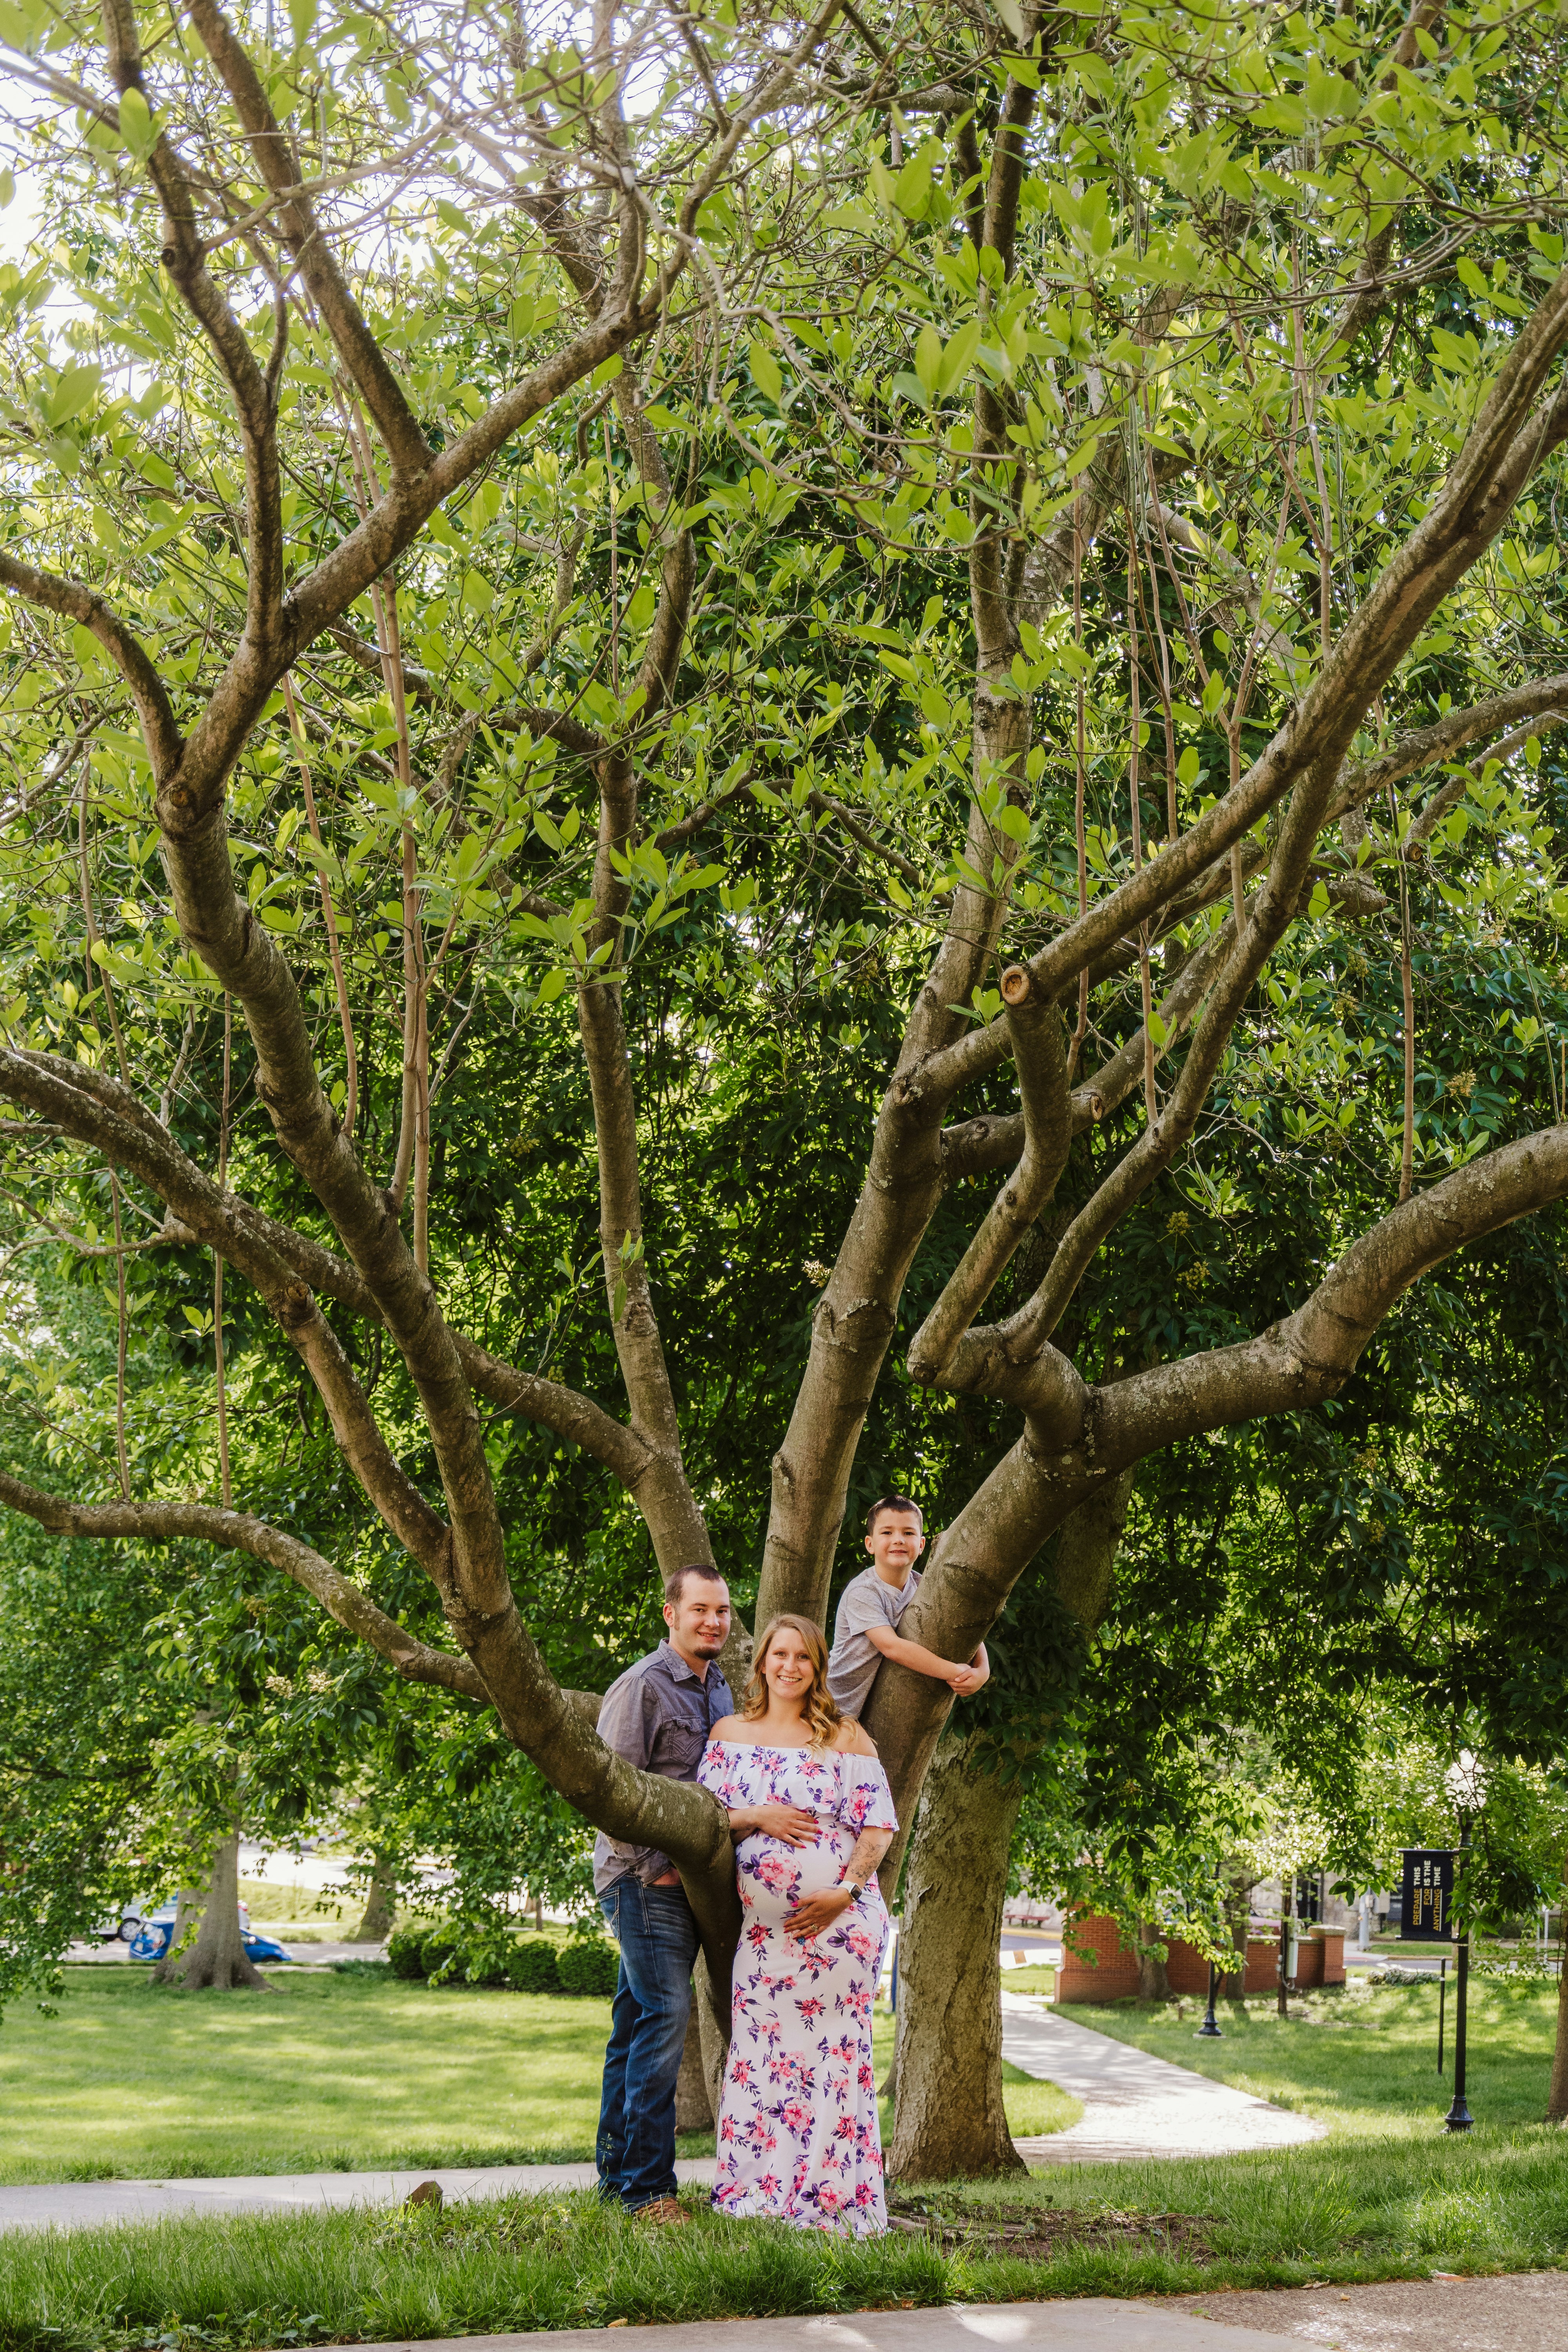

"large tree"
[3,0,1568,2168]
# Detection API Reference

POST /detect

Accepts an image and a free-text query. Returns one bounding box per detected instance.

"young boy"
[826,1494,990,1721]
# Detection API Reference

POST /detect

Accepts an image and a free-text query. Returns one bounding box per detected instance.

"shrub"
[463,1929,517,1989]
[421,1925,466,1985]
[505,1938,562,1996]
[557,1936,619,1997]
[386,1929,427,1980]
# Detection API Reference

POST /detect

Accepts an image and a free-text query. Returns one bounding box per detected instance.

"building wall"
[1056,1915,1344,2002]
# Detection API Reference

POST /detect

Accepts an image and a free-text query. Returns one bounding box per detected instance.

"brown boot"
[632,2196,688,2225]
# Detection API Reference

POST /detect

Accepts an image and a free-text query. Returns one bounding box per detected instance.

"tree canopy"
[2,0,1568,2092]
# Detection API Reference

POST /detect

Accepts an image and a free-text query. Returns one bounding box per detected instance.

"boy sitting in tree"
[826,1494,989,1722]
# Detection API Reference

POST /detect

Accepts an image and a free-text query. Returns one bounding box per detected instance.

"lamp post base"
[1195,2018,1223,2038]
[1443,2094,1474,2132]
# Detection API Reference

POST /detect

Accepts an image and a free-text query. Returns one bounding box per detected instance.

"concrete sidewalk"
[298,2278,1568,2352]
[303,2301,1308,2352]
[0,2160,719,2233]
[999,1996,1324,2165]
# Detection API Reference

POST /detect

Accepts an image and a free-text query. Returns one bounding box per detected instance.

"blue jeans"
[597,1878,700,2210]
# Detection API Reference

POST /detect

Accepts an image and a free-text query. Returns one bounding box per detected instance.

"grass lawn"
[5,1969,1076,2186]
[1062,1975,1561,2139]
[6,2130,1568,2352]
[5,1975,1568,2347]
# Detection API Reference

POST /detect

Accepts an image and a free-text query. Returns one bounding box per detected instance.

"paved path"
[1167,2269,1568,2347]
[296,2278,1568,2352]
[999,1995,1325,2165]
[0,2161,719,2233]
[303,2301,1310,2352]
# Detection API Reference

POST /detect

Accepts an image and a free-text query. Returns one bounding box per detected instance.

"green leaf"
[117,87,159,162]
[288,0,318,46]
[938,320,982,396]
[748,339,783,404]
[893,142,939,222]
[914,324,942,401]
[45,363,101,428]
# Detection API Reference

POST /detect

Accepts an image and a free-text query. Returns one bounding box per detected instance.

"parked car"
[127,1900,292,1965]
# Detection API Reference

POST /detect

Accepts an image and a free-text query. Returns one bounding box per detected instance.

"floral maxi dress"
[697,1737,898,2237]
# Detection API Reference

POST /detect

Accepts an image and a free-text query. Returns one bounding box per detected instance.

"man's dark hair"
[866,1494,923,1535]
[663,1563,729,1608]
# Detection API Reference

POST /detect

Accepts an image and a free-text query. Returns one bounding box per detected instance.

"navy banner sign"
[1401,1849,1454,1942]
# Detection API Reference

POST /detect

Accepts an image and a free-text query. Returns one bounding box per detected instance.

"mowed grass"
[7,2130,1568,2352]
[5,1970,1076,2186]
[1062,1975,1563,2138]
[0,1970,615,2183]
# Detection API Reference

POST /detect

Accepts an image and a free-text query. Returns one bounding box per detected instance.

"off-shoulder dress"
[696,1735,898,2236]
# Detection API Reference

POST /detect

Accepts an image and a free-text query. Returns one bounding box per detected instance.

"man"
[593,1563,733,2224]
[827,1494,989,1720]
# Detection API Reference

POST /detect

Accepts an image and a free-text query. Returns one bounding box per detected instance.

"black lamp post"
[1444,1814,1474,2132]
[1196,1958,1223,2037]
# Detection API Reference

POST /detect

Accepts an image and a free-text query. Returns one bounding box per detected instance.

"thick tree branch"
[98,0,284,655]
[184,0,432,481]
[907,974,1071,1384]
[867,1117,1568,1831]
[0,1049,451,1572]
[0,1051,657,1494]
[0,557,182,776]
[0,1475,481,1696]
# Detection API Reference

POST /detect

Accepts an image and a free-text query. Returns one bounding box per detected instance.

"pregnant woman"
[697,1612,898,2235]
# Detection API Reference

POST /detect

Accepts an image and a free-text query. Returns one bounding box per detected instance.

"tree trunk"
[1136,1922,1169,2000]
[886,1731,1026,2181]
[692,1949,730,2118]
[880,1475,1135,2179]
[1548,1918,1568,2123]
[351,1854,396,1942]
[150,1881,206,1983]
[1278,1876,1294,2016]
[674,1999,714,2133]
[156,1829,271,1990]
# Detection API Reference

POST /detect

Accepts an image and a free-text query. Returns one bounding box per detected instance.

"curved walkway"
[1000,1994,1325,2165]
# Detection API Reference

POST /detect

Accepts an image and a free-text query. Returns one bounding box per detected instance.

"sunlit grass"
[1062,1976,1561,2140]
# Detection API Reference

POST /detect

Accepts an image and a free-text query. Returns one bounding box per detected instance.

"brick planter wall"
[1294,1928,1345,1988]
[1057,1915,1288,2002]
[1056,1911,1142,2001]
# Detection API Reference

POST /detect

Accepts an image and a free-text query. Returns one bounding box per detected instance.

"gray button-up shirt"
[591,1640,734,1896]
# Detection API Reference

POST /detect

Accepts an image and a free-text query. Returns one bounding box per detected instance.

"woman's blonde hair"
[741,1613,842,1749]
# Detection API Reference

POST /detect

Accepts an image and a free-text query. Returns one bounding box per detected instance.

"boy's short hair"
[865,1494,923,1535]
[663,1564,728,1607]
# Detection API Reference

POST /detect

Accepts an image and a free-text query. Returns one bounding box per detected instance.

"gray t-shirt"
[828,1565,922,1720]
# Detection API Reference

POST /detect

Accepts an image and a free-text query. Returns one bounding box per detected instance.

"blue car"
[128,1900,292,1965]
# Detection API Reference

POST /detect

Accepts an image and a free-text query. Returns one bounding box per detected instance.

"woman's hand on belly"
[733,1802,820,1847]
[785,1884,857,1938]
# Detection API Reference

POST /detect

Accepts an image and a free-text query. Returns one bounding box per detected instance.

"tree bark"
[886,1731,1026,2181]
[879,1475,1135,2177]
[351,1854,396,1942]
[1137,1923,1170,2001]
[150,1882,206,1985]
[156,1829,271,1991]
[1548,1911,1568,2123]
[674,2001,715,2134]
